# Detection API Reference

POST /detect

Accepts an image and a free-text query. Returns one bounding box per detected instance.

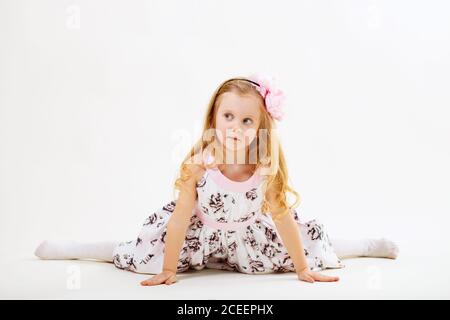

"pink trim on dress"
[202,152,263,192]
[193,206,258,231]
[207,167,261,192]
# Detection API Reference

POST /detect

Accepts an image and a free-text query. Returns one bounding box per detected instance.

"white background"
[1,0,449,298]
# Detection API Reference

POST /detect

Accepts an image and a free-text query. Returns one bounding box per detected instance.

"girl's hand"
[140,270,178,286]
[297,267,340,283]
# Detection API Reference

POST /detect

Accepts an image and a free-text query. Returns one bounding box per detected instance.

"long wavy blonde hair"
[172,77,300,222]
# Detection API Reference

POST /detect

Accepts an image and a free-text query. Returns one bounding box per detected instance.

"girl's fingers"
[141,279,153,286]
[141,278,158,286]
[141,274,167,286]
[300,274,315,283]
[312,273,340,282]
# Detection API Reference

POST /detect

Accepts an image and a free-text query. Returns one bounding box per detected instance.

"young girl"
[35,74,399,286]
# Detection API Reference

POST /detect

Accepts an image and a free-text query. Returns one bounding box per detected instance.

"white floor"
[1,249,449,299]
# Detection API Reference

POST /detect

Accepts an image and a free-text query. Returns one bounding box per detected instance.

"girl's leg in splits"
[34,237,400,263]
[329,237,399,259]
[34,240,120,262]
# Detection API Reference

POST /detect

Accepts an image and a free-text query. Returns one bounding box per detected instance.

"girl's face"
[214,91,262,154]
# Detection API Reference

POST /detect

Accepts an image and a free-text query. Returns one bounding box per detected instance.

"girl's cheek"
[244,130,257,142]
[247,136,256,147]
[214,128,226,144]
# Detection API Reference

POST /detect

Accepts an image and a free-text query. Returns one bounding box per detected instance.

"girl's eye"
[224,113,233,120]
[243,118,253,125]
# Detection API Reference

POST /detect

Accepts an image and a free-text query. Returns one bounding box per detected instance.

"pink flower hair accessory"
[247,73,286,121]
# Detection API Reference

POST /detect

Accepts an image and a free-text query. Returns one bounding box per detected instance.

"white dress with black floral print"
[112,166,345,274]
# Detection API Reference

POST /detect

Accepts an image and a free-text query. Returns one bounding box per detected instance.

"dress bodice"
[193,165,267,229]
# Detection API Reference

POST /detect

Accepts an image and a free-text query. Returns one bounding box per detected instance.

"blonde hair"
[173,77,301,222]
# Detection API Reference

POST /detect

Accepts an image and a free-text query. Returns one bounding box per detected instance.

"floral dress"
[112,165,345,274]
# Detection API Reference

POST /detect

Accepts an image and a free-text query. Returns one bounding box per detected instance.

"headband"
[220,74,285,121]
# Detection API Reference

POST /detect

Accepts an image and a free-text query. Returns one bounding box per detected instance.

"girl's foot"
[34,240,117,262]
[34,240,76,260]
[365,238,399,259]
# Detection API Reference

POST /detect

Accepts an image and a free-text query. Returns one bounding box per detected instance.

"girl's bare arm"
[141,164,204,286]
[267,188,339,283]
